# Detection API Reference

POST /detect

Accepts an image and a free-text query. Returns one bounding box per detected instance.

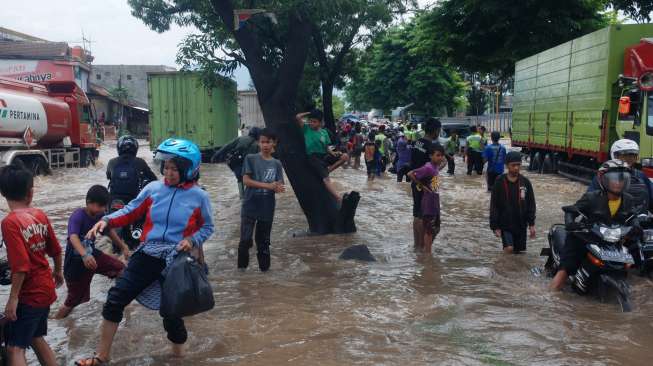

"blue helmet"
[154,138,201,181]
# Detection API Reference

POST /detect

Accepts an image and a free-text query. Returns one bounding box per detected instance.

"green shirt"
[303,124,331,155]
[375,134,387,154]
[467,133,482,152]
[445,137,458,154]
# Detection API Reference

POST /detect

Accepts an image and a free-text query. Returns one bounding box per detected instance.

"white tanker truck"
[0,76,98,174]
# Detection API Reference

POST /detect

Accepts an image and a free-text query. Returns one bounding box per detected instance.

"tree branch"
[209,0,275,95]
[276,11,312,105]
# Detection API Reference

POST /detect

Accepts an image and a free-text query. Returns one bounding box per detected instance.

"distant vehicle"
[512,24,653,180]
[238,90,265,134]
[0,76,99,174]
[148,72,238,161]
[367,109,383,121]
[433,121,470,148]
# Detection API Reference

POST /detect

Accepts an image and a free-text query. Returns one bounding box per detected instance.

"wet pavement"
[3,143,653,365]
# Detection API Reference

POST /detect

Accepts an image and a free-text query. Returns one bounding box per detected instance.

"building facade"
[92,65,175,108]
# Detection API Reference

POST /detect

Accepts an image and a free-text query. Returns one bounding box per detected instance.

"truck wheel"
[30,157,50,176]
[80,150,95,167]
[542,153,555,174]
[531,152,543,172]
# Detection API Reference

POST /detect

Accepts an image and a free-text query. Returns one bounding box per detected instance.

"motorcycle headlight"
[644,229,653,242]
[599,227,622,243]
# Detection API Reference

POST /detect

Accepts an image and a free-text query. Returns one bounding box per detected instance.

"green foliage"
[109,87,130,103]
[428,0,608,80]
[606,0,653,23]
[345,18,468,116]
[316,94,345,118]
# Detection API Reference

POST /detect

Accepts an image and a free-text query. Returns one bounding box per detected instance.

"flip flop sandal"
[75,356,108,366]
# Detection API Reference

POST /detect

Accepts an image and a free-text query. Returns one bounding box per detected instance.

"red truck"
[0,76,98,174]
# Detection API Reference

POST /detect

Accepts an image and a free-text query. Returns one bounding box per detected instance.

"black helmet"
[491,131,501,142]
[248,127,262,140]
[117,135,138,156]
[597,159,632,195]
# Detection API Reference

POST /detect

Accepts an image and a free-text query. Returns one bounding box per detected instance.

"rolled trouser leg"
[163,317,187,344]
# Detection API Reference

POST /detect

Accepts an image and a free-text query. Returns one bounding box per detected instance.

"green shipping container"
[512,24,653,158]
[148,72,238,153]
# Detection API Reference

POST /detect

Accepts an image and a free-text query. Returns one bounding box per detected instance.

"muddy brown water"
[2,143,653,365]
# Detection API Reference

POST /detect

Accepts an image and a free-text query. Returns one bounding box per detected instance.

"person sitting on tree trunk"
[296,109,348,202]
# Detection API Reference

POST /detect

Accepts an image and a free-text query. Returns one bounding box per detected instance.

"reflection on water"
[2,148,653,365]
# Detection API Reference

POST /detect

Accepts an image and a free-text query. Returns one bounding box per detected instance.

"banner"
[233,9,277,31]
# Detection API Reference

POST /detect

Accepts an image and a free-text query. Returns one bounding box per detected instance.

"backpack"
[110,157,140,198]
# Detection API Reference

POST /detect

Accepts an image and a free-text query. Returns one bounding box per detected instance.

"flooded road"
[4,143,653,365]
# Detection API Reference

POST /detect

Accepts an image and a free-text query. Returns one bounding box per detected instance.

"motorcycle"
[541,206,638,312]
[109,198,144,251]
[634,216,653,275]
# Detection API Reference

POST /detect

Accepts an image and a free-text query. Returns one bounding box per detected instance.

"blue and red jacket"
[104,180,214,247]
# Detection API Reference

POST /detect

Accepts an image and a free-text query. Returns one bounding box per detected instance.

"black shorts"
[501,229,527,253]
[5,303,50,348]
[308,154,340,179]
[411,183,423,218]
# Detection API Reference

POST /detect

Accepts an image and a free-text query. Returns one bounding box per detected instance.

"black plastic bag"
[159,252,215,318]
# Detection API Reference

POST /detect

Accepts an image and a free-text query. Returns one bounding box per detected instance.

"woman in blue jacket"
[76,138,214,366]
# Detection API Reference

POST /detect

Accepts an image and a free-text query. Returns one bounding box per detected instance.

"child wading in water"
[54,185,131,319]
[0,164,63,366]
[408,144,445,253]
[238,128,285,271]
[364,134,379,181]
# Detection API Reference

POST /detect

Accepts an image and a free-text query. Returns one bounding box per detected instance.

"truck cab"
[615,38,653,178]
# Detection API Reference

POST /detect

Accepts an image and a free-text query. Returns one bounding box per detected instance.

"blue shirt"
[483,143,506,174]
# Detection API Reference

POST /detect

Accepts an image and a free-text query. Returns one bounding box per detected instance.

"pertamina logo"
[0,107,40,121]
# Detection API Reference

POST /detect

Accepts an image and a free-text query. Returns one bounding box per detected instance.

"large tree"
[128,0,358,234]
[345,20,468,116]
[607,0,653,22]
[428,0,608,81]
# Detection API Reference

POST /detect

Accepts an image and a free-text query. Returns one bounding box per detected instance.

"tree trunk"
[322,80,336,134]
[260,97,341,234]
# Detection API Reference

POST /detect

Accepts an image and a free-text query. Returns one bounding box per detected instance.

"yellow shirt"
[608,198,622,218]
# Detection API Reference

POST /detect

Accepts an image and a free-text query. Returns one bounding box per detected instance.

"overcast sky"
[3,0,434,89]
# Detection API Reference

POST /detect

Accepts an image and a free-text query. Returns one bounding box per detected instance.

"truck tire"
[80,150,95,167]
[542,153,555,174]
[531,152,543,173]
[30,156,50,176]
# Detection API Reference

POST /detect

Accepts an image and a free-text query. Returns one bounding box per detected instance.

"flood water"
[4,142,653,365]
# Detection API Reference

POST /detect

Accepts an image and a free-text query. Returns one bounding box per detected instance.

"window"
[104,72,110,76]
[126,75,132,80]
[96,74,101,80]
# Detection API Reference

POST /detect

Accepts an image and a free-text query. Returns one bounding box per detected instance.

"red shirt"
[2,208,62,307]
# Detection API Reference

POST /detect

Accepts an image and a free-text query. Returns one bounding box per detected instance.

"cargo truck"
[148,72,238,160]
[238,90,265,134]
[0,76,99,174]
[512,24,653,182]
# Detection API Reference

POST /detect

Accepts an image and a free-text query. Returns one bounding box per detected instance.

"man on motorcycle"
[107,136,158,200]
[550,160,644,290]
[212,127,261,198]
[106,136,157,249]
[587,139,653,211]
